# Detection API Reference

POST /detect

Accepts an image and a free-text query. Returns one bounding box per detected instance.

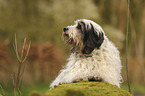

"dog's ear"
[81,23,104,54]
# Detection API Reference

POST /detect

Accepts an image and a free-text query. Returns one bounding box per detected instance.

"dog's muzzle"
[63,27,69,38]
[63,27,68,32]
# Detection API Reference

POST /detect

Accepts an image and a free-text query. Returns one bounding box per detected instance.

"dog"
[50,19,123,88]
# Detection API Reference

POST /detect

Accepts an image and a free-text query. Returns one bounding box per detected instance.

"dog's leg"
[88,76,102,82]
[73,77,88,83]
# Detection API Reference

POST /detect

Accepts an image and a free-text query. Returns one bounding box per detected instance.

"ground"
[30,81,133,96]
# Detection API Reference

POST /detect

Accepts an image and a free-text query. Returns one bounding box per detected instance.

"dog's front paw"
[73,78,88,83]
[88,76,102,82]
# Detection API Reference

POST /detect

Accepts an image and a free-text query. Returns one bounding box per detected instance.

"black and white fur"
[50,19,123,88]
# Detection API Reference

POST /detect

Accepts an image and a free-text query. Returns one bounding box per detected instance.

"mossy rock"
[45,81,132,96]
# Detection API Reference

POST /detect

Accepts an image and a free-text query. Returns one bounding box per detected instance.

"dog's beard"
[64,37,74,44]
[63,33,74,45]
[63,34,83,53]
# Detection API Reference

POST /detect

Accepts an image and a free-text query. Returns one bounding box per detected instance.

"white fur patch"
[50,37,123,88]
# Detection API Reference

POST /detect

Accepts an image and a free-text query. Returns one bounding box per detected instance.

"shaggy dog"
[50,19,122,88]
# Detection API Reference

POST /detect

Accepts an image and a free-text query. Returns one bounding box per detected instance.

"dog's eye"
[77,24,82,30]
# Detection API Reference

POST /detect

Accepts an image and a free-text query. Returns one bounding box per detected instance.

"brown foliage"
[0,40,11,72]
[28,42,62,63]
[26,42,64,82]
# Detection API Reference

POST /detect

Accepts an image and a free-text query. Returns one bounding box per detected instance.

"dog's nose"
[63,27,69,32]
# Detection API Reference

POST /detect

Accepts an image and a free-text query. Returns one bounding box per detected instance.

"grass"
[21,83,49,96]
[0,83,49,96]
[121,84,145,94]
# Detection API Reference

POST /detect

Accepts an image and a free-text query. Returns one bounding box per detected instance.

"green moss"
[45,81,133,96]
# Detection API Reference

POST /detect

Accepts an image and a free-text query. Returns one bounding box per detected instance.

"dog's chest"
[67,51,104,69]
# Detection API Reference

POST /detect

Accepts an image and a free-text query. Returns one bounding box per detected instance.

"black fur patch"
[81,23,104,54]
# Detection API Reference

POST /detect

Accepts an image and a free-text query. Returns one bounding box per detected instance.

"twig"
[19,64,26,88]
[14,34,20,62]
[20,38,26,62]
[12,34,31,96]
[11,73,16,96]
[16,61,22,96]
[22,41,31,63]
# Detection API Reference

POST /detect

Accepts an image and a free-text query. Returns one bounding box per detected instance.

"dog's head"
[63,19,104,55]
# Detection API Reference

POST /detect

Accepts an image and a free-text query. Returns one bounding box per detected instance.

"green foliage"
[45,81,132,96]
[121,84,145,93]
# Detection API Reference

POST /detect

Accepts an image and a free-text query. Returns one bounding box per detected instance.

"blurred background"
[0,0,145,95]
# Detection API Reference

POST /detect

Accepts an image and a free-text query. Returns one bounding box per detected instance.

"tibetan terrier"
[50,19,123,88]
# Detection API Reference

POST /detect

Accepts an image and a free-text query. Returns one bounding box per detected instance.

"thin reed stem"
[126,0,131,93]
